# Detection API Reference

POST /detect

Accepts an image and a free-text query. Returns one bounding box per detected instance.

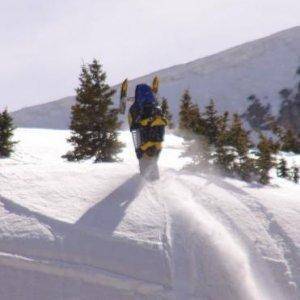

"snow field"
[0,128,299,299]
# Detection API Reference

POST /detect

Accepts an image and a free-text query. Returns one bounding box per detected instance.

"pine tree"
[281,129,300,153]
[290,165,299,183]
[243,95,273,130]
[64,59,123,162]
[227,114,251,155]
[227,114,254,181]
[276,158,289,178]
[179,90,193,131]
[161,97,174,129]
[193,106,206,136]
[190,103,204,133]
[277,67,300,138]
[203,99,221,145]
[0,109,16,158]
[214,111,236,175]
[178,90,200,136]
[256,135,277,185]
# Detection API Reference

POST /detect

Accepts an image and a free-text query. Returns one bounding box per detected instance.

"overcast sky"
[1,0,300,111]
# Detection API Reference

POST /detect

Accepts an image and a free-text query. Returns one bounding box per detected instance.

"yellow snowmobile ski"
[152,76,159,95]
[119,78,128,114]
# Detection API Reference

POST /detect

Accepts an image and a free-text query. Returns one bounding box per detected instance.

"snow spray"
[158,179,269,300]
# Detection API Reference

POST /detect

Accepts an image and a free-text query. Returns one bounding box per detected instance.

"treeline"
[176,90,299,184]
[242,65,300,154]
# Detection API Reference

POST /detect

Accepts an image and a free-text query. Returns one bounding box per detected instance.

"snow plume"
[155,177,269,300]
[180,133,217,176]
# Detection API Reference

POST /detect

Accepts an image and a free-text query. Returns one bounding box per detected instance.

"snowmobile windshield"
[134,84,156,109]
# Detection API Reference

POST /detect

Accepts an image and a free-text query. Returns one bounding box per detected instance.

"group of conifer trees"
[242,65,300,155]
[177,90,299,184]
[277,159,299,183]
[243,94,300,154]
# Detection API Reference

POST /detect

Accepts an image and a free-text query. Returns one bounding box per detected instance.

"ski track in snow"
[0,129,299,299]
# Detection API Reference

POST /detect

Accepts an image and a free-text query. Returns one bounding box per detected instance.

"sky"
[1,0,300,111]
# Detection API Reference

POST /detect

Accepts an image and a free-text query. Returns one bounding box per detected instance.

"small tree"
[281,129,300,153]
[214,112,236,175]
[179,90,193,131]
[276,158,289,178]
[227,114,254,181]
[0,109,16,158]
[179,93,212,171]
[277,67,300,137]
[178,90,200,136]
[248,95,273,129]
[256,135,277,185]
[243,95,273,130]
[161,97,174,129]
[279,88,292,100]
[203,99,221,145]
[64,59,123,162]
[290,166,299,183]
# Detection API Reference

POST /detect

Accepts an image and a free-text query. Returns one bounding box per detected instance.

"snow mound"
[0,129,299,299]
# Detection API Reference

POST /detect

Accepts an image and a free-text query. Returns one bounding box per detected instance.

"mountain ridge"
[12,26,300,129]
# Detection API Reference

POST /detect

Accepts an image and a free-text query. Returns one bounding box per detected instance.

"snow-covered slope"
[11,26,300,129]
[11,96,74,130]
[0,128,299,299]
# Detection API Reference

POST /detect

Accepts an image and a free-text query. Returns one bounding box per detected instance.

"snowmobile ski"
[152,76,159,95]
[119,78,128,114]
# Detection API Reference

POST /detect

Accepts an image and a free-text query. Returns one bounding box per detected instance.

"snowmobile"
[119,77,168,180]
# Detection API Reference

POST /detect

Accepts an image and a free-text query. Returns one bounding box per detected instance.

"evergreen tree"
[255,135,277,185]
[161,97,174,129]
[178,90,200,136]
[194,111,206,136]
[179,92,211,171]
[290,165,299,184]
[179,90,193,131]
[227,114,254,181]
[203,99,221,145]
[280,129,300,153]
[276,158,289,178]
[64,59,123,162]
[214,111,236,175]
[0,109,16,158]
[277,67,300,137]
[227,114,251,155]
[243,95,273,130]
[279,88,292,100]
